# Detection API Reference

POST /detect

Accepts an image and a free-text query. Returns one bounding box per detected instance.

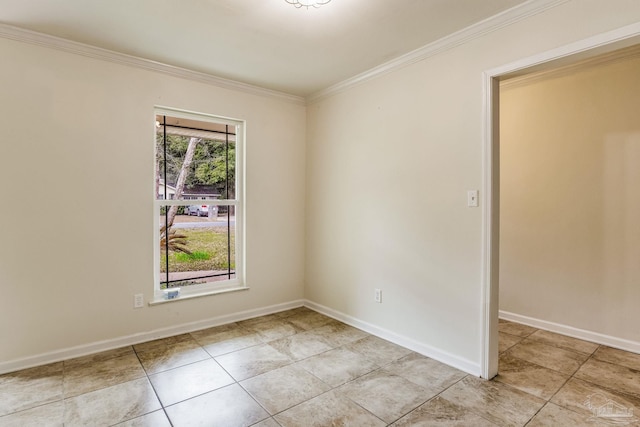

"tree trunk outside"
[166,137,201,226]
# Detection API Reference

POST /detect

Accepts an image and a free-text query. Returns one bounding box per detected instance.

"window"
[153,108,244,302]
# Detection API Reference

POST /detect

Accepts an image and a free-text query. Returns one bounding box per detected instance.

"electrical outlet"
[374,288,382,303]
[134,293,144,308]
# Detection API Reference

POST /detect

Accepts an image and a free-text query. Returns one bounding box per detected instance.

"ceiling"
[0,0,528,97]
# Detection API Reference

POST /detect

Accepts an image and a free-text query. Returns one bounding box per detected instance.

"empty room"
[1,0,639,425]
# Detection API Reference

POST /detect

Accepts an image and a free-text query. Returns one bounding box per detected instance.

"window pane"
[155,115,236,201]
[159,204,236,289]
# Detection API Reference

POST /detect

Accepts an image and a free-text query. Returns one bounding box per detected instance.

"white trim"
[501,44,640,90]
[0,300,304,375]
[304,300,481,376]
[486,23,640,78]
[149,284,249,305]
[0,23,305,106]
[480,72,499,380]
[481,22,640,380]
[307,0,568,103]
[500,311,640,354]
[155,105,244,127]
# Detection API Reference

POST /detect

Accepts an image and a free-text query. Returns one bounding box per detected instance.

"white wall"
[0,37,306,365]
[305,0,640,372]
[500,55,640,343]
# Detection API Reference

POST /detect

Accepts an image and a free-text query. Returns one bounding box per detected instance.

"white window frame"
[152,106,246,304]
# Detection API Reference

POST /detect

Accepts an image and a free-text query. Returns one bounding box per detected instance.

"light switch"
[467,190,479,207]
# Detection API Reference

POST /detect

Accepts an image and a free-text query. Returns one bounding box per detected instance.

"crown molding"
[500,43,640,89]
[0,0,568,106]
[307,0,569,103]
[0,23,306,106]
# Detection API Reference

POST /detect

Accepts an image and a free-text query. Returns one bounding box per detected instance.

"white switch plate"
[134,293,144,308]
[467,190,479,207]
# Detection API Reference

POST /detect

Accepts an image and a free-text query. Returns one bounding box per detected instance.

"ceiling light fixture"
[285,0,331,9]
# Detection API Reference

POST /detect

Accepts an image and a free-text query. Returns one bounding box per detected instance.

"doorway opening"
[481,24,640,379]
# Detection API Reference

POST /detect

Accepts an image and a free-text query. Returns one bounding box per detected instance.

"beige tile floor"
[1,308,639,426]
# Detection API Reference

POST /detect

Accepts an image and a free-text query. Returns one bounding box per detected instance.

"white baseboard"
[304,300,481,376]
[499,310,640,354]
[0,300,305,375]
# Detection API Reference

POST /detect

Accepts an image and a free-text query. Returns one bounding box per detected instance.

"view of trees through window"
[156,114,238,292]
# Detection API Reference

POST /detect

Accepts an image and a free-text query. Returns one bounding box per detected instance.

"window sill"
[149,285,249,306]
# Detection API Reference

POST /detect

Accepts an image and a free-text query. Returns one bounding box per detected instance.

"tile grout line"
[530,343,604,423]
[182,312,350,425]
[499,324,574,425]
[503,334,597,378]
[130,344,174,427]
[495,324,555,425]
[431,374,500,426]
[234,322,381,422]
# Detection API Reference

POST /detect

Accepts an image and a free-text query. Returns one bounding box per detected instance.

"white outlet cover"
[134,294,144,308]
[374,289,382,303]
